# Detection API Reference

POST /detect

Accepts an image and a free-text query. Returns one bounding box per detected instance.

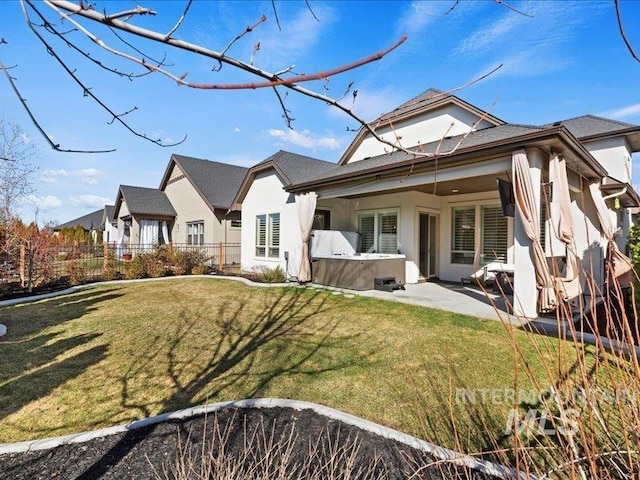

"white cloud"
[41,168,68,183]
[330,88,404,123]
[256,4,334,67]
[268,128,340,150]
[68,194,111,209]
[72,168,105,185]
[234,127,241,133]
[454,2,603,77]
[607,103,640,120]
[395,1,441,36]
[26,194,62,211]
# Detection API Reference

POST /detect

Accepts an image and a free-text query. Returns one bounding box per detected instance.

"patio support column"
[512,147,543,318]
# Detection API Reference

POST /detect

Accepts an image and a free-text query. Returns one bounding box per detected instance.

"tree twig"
[614,0,640,63]
[0,59,116,153]
[165,0,192,39]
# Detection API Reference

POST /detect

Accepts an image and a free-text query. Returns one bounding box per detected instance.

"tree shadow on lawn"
[0,288,123,427]
[74,288,365,480]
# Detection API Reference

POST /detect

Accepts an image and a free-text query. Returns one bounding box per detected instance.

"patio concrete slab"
[311,281,526,326]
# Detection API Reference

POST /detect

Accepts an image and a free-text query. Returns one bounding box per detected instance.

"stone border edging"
[0,398,531,480]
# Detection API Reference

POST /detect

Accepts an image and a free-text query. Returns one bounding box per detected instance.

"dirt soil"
[0,407,502,480]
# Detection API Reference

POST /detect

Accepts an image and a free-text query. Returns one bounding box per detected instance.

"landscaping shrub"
[259,266,286,283]
[102,250,119,280]
[66,261,86,286]
[191,263,209,275]
[140,252,168,278]
[173,249,206,275]
[124,256,146,280]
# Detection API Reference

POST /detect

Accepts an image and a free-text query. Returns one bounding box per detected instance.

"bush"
[140,252,167,278]
[102,250,119,280]
[191,263,210,275]
[66,261,86,286]
[173,249,206,276]
[260,266,286,283]
[124,257,146,280]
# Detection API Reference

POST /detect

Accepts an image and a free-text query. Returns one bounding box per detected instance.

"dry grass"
[0,277,564,454]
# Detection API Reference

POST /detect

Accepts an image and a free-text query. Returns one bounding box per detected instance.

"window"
[312,210,331,230]
[481,205,508,264]
[187,222,204,245]
[357,211,398,254]
[451,206,475,264]
[256,215,266,256]
[230,219,241,228]
[255,213,280,257]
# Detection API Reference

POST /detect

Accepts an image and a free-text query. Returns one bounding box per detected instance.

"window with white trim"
[187,221,204,245]
[255,213,280,257]
[451,206,475,264]
[481,205,508,264]
[357,211,398,254]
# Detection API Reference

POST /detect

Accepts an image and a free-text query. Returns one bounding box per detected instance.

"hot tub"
[311,253,406,291]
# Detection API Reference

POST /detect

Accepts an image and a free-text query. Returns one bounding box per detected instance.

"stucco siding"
[164,176,217,244]
[584,137,633,182]
[348,104,494,163]
[241,171,300,278]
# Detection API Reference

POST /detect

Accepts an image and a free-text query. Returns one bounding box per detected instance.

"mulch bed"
[0,407,503,480]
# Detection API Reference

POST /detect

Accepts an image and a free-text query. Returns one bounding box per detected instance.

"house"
[113,185,176,247]
[159,154,248,245]
[102,205,117,244]
[233,150,339,277]
[54,206,113,243]
[237,88,640,319]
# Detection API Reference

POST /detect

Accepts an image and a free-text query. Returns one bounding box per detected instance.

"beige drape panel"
[549,154,582,303]
[297,192,317,283]
[513,149,557,312]
[588,183,633,287]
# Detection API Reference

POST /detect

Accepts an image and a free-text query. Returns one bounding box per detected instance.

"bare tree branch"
[271,0,281,31]
[304,0,320,22]
[220,15,267,57]
[105,6,156,22]
[494,0,534,18]
[44,1,407,90]
[272,87,294,128]
[21,1,186,148]
[0,59,116,153]
[165,0,193,39]
[615,0,640,63]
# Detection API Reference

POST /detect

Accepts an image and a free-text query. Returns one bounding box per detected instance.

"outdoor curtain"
[161,221,170,245]
[588,183,633,287]
[512,149,557,313]
[139,219,160,249]
[297,192,317,283]
[549,153,582,303]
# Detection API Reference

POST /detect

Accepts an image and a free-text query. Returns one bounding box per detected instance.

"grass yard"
[0,278,593,459]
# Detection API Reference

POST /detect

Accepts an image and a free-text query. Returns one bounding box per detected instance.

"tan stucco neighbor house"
[159,154,248,246]
[237,88,640,319]
[113,185,176,248]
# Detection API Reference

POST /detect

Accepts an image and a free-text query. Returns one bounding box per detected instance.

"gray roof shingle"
[255,150,336,185]
[55,208,105,231]
[543,115,638,139]
[171,154,249,210]
[297,124,544,185]
[118,185,176,217]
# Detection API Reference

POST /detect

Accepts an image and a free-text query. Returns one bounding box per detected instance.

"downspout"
[602,187,627,201]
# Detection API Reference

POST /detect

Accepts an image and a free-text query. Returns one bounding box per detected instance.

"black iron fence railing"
[0,242,241,296]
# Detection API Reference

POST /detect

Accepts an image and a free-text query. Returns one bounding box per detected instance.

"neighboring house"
[54,207,110,243]
[113,185,176,247]
[102,205,117,244]
[159,154,248,245]
[233,150,339,277]
[238,88,640,318]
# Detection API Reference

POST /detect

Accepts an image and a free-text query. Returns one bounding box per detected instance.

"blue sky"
[1,0,640,224]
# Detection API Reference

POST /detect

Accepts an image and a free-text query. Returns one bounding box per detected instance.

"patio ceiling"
[340,173,508,199]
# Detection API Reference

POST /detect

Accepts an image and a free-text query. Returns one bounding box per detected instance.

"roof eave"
[288,127,606,193]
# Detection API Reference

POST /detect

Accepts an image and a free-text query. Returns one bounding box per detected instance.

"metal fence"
[0,242,241,295]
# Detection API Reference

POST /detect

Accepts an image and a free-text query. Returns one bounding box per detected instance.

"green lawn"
[0,278,578,455]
